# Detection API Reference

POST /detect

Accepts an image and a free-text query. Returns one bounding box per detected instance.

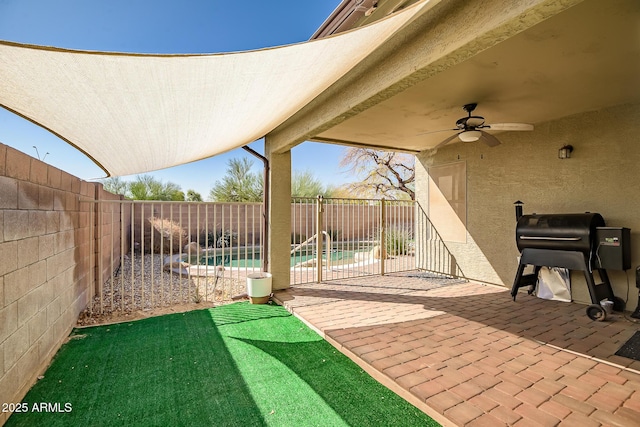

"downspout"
[242,145,269,273]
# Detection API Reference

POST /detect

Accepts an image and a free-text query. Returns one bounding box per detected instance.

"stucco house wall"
[416,102,640,309]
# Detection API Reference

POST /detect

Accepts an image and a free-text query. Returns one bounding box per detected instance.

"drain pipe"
[242,145,269,273]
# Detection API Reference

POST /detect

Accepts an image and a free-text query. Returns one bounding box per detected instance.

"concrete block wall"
[132,202,264,250]
[292,202,414,242]
[94,185,128,289]
[0,143,123,425]
[129,202,413,251]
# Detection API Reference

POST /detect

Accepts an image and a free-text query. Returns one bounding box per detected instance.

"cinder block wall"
[132,202,264,249]
[94,185,128,289]
[292,203,414,242]
[129,201,413,250]
[0,143,123,425]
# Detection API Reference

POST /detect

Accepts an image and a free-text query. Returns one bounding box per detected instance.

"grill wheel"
[586,304,607,321]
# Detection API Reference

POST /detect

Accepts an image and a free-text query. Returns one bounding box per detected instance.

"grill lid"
[516,213,605,253]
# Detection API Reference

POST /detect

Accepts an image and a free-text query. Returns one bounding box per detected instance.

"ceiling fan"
[421,103,534,149]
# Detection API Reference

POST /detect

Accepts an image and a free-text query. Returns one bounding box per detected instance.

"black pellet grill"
[511,213,629,321]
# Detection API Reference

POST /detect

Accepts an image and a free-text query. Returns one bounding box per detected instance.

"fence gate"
[290,197,417,284]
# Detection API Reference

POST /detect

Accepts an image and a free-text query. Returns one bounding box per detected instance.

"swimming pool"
[202,249,359,268]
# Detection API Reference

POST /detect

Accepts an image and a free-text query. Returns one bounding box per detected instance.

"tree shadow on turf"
[207,301,291,327]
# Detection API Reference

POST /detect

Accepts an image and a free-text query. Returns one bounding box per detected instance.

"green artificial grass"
[6,302,439,427]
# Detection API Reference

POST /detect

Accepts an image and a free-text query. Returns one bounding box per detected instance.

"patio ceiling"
[310,0,640,152]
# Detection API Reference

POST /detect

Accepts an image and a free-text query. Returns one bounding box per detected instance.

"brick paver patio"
[273,273,640,427]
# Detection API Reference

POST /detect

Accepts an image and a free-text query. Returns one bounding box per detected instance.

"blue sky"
[0,0,352,198]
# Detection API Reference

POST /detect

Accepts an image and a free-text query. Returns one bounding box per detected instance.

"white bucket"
[247,272,272,304]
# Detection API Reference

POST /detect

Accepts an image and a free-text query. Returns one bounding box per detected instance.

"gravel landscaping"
[78,254,248,325]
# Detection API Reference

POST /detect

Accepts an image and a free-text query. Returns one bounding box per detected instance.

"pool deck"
[273,273,640,427]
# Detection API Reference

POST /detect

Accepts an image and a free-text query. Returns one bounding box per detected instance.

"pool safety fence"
[415,203,465,278]
[291,197,418,284]
[82,198,463,315]
[84,200,264,316]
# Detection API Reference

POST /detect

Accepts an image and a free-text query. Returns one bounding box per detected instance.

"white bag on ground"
[536,267,571,302]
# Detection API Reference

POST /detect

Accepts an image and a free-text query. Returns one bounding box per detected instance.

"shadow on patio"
[274,273,640,427]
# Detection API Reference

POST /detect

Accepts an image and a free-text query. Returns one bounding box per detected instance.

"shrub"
[199,229,238,248]
[148,217,188,254]
[383,226,413,256]
[216,230,238,248]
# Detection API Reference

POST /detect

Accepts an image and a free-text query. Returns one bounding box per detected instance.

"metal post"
[380,198,386,276]
[316,195,324,283]
[242,145,269,273]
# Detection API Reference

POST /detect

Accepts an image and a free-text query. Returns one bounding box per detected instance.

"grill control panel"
[595,227,631,270]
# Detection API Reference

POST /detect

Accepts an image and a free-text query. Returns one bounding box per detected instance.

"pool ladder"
[290,231,333,269]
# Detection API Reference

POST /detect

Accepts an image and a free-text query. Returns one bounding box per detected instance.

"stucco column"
[414,152,429,271]
[414,152,429,207]
[265,139,291,290]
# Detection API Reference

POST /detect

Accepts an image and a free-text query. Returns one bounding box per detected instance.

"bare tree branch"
[339,148,415,200]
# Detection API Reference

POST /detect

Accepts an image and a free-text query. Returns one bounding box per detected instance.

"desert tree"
[209,158,334,201]
[339,148,415,200]
[209,158,263,202]
[291,169,334,198]
[186,189,203,201]
[127,175,185,200]
[100,176,128,196]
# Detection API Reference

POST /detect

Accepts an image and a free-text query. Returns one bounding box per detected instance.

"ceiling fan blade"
[479,130,501,147]
[433,133,460,149]
[466,116,485,127]
[416,128,457,137]
[484,123,534,131]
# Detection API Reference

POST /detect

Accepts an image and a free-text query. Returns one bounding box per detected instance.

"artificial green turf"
[6,302,439,427]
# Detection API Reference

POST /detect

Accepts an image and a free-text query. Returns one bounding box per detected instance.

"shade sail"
[0,1,432,177]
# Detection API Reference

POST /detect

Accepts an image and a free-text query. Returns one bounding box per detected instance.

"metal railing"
[85,200,264,315]
[291,197,418,284]
[415,201,465,278]
[83,197,463,316]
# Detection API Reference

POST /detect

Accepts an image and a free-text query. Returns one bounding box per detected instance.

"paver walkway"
[273,273,640,427]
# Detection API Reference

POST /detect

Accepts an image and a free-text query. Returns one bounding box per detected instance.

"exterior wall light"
[558,145,573,159]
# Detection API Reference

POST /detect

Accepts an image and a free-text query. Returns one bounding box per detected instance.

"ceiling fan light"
[459,130,481,142]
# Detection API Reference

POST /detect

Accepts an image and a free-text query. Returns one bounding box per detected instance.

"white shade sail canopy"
[0,1,430,177]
